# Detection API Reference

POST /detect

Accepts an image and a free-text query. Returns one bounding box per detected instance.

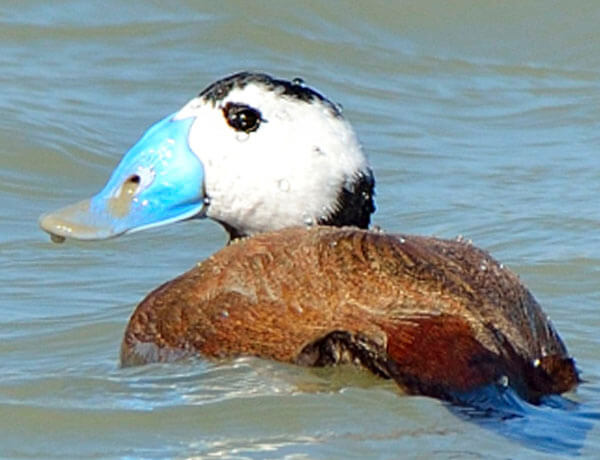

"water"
[1,1,599,458]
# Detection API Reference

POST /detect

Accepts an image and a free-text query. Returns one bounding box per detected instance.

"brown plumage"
[121,226,578,404]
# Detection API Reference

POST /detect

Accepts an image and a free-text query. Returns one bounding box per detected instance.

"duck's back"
[121,226,577,403]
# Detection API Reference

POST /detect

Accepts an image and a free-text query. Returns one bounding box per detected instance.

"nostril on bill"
[107,175,141,218]
[121,174,141,197]
[125,174,141,190]
[128,174,141,185]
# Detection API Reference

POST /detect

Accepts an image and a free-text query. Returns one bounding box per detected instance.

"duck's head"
[40,72,375,242]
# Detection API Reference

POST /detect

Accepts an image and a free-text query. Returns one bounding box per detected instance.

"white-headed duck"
[40,72,578,404]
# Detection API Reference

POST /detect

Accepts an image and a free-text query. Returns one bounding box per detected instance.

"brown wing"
[121,226,578,403]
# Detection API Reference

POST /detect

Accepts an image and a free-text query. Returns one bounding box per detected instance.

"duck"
[39,71,578,404]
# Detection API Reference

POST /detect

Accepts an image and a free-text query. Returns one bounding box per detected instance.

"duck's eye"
[222,102,263,133]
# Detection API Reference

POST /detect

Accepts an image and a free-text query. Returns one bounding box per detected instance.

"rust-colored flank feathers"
[122,226,578,403]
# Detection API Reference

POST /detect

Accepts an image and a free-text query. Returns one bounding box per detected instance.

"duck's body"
[121,226,576,403]
[40,72,578,404]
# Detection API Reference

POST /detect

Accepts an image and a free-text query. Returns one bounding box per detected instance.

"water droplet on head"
[203,196,211,206]
[236,132,249,142]
[292,77,305,86]
[313,146,326,156]
[303,213,316,227]
[317,206,330,223]
[276,109,292,121]
[342,176,356,191]
[277,179,290,192]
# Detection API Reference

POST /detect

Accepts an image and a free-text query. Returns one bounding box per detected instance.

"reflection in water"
[451,384,598,455]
